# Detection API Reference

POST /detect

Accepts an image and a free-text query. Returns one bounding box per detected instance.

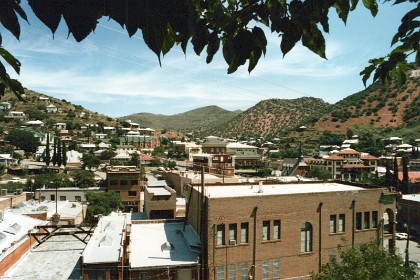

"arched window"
[301,222,312,253]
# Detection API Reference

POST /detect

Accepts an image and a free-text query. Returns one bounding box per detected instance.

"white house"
[46,104,57,113]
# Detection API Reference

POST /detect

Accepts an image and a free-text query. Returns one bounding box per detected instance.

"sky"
[1,2,416,118]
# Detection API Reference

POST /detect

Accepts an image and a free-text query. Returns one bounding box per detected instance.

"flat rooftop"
[82,213,126,264]
[3,234,85,280]
[10,200,83,219]
[199,182,367,198]
[130,222,199,269]
[148,187,172,196]
[402,194,420,203]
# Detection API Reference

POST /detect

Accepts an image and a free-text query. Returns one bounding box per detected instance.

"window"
[241,223,249,243]
[50,194,55,201]
[339,214,345,232]
[274,220,281,240]
[240,262,248,280]
[109,180,117,186]
[217,224,225,246]
[262,221,270,241]
[128,191,137,197]
[372,211,378,228]
[272,259,280,279]
[301,222,312,253]
[120,180,128,186]
[228,264,236,280]
[364,212,370,229]
[330,215,337,233]
[356,212,362,230]
[229,224,237,244]
[130,180,138,185]
[262,260,270,280]
[216,266,225,280]
[75,196,81,202]
[60,196,66,201]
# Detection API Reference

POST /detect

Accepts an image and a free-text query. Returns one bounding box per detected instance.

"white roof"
[227,142,257,149]
[46,104,56,108]
[201,182,366,198]
[130,222,199,268]
[26,120,44,125]
[148,187,171,196]
[343,139,359,144]
[0,211,47,262]
[82,214,126,264]
[113,151,131,160]
[9,200,83,219]
[397,144,412,148]
[402,194,420,203]
[80,144,96,148]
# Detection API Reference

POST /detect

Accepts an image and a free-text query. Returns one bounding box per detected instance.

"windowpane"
[272,259,280,279]
[262,260,269,280]
[301,223,312,252]
[356,212,362,230]
[274,220,281,240]
[128,191,137,197]
[228,264,236,280]
[240,262,248,280]
[241,223,249,243]
[229,224,237,243]
[263,221,270,241]
[217,224,225,246]
[364,212,370,229]
[330,215,337,233]
[120,180,128,186]
[339,214,345,232]
[60,196,66,201]
[372,211,378,228]
[216,266,225,280]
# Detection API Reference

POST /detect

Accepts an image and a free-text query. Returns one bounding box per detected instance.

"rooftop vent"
[258,181,263,193]
[161,241,174,251]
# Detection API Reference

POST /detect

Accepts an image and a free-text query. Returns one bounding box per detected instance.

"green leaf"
[0,0,21,39]
[28,0,62,34]
[360,64,376,86]
[0,61,6,77]
[206,31,220,64]
[334,0,350,23]
[252,26,267,55]
[302,24,326,59]
[0,47,21,74]
[191,20,208,56]
[351,0,360,11]
[248,48,262,73]
[362,0,378,17]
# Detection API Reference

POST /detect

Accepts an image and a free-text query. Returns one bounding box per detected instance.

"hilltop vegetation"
[0,88,117,131]
[120,105,242,132]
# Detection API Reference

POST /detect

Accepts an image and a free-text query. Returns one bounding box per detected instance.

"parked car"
[395,232,408,240]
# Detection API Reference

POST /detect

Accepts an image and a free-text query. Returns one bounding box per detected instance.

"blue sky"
[1,2,415,117]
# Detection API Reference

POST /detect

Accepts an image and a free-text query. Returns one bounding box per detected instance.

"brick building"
[185,181,397,280]
[106,166,143,212]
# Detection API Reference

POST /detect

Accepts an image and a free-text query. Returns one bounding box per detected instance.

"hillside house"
[26,120,44,127]
[0,102,12,111]
[45,104,57,113]
[227,142,261,169]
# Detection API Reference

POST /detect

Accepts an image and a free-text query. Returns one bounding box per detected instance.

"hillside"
[0,88,117,131]
[120,105,242,132]
[313,75,420,133]
[207,97,331,138]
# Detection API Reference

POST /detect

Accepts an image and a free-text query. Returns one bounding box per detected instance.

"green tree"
[318,131,345,146]
[71,169,95,189]
[402,155,410,194]
[99,150,116,160]
[45,132,50,166]
[5,129,40,153]
[85,191,123,224]
[32,172,72,190]
[24,108,47,120]
[310,167,331,180]
[52,138,57,166]
[57,138,62,166]
[127,153,140,167]
[311,242,416,280]
[62,141,67,167]
[393,157,399,191]
[82,153,100,170]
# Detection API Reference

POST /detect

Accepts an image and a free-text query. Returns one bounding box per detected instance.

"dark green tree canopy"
[5,128,40,153]
[0,0,418,100]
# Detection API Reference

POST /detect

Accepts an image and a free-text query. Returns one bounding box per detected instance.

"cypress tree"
[385,162,392,188]
[402,156,410,194]
[45,132,50,166]
[62,141,67,167]
[57,139,62,166]
[393,157,399,191]
[52,138,57,166]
